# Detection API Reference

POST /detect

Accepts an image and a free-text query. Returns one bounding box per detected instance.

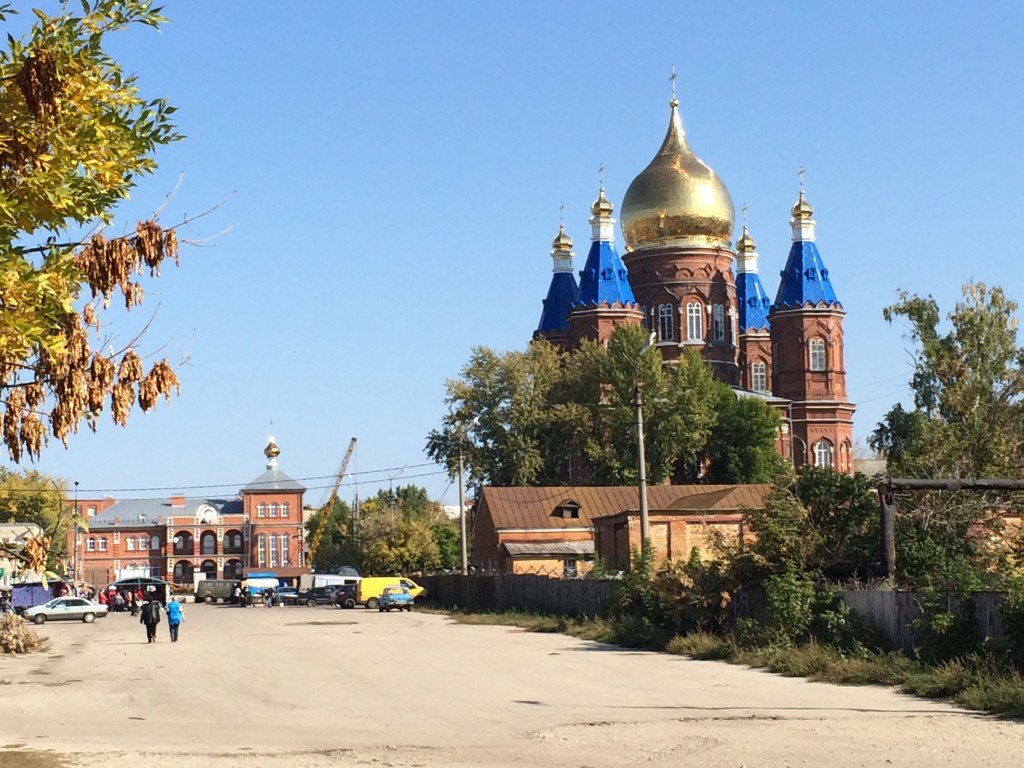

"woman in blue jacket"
[165,598,184,642]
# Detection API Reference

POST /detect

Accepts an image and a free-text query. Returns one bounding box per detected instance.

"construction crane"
[306,437,357,566]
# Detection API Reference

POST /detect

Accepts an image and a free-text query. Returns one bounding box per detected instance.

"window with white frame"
[686,303,703,340]
[657,304,674,342]
[751,362,767,392]
[809,339,826,371]
[87,537,95,552]
[813,440,834,468]
[281,503,290,518]
[98,538,107,552]
[257,534,266,566]
[269,534,278,567]
[712,304,725,342]
[269,503,278,518]
[126,537,135,551]
[139,535,149,551]
[257,503,266,518]
[281,535,289,565]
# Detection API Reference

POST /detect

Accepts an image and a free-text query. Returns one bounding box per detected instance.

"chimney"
[170,494,185,508]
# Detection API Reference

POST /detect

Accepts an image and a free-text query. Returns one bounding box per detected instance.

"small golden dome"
[621,100,734,249]
[736,225,756,253]
[791,189,814,220]
[264,437,281,459]
[591,187,614,218]
[551,223,573,253]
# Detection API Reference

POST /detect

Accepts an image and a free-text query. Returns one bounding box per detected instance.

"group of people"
[231,584,277,607]
[138,593,184,643]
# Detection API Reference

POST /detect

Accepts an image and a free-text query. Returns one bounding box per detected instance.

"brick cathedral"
[533,96,854,472]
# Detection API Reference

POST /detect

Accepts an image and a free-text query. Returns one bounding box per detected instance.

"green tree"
[0,1,187,463]
[0,468,71,571]
[705,390,785,484]
[428,326,776,488]
[304,498,358,572]
[874,283,1024,477]
[354,485,452,573]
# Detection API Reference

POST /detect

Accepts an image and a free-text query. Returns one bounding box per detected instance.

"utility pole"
[73,480,79,584]
[458,443,467,575]
[634,382,650,543]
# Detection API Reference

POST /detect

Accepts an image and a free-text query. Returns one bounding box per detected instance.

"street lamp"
[73,481,79,585]
[634,332,657,545]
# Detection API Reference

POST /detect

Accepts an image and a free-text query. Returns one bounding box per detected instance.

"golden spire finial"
[791,167,814,219]
[669,64,678,107]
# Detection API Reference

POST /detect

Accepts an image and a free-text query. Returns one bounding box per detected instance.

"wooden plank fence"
[419,574,614,616]
[419,575,1009,654]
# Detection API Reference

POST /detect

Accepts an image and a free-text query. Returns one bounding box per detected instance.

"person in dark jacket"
[140,594,161,643]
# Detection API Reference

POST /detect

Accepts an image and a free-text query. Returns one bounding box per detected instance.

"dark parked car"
[300,586,339,607]
[330,583,357,609]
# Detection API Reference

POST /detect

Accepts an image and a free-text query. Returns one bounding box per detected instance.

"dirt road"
[0,603,1021,767]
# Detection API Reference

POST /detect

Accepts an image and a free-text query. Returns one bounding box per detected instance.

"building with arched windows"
[534,96,854,471]
[67,438,308,587]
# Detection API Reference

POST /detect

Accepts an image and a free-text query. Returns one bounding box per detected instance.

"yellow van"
[357,576,425,609]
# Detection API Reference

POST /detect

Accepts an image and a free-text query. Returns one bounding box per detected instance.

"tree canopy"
[0,0,185,462]
[871,283,1024,478]
[426,325,783,489]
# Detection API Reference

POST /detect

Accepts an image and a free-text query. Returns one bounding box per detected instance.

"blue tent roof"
[574,241,637,308]
[772,241,841,310]
[537,272,580,334]
[736,272,771,332]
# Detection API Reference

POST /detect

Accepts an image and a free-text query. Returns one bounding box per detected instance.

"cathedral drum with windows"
[534,95,854,471]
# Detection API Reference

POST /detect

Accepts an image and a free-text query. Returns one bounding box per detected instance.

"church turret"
[534,221,580,350]
[567,187,643,346]
[769,179,855,471]
[734,219,772,393]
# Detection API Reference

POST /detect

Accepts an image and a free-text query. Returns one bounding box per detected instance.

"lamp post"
[457,442,467,575]
[73,481,79,585]
[634,332,657,547]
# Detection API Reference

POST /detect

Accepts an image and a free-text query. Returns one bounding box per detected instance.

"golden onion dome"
[264,437,281,459]
[736,225,756,253]
[621,99,735,250]
[551,223,573,253]
[791,189,814,220]
[591,187,614,218]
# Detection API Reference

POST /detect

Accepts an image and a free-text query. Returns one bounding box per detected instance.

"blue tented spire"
[536,223,580,334]
[574,187,637,309]
[737,273,772,332]
[772,192,841,310]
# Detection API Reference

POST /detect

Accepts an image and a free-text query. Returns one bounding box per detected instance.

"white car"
[24,597,109,624]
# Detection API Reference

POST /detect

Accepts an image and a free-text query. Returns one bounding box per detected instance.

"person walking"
[129,591,139,617]
[140,594,161,643]
[165,597,184,642]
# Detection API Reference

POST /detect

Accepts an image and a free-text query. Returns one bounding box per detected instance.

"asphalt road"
[0,601,1022,767]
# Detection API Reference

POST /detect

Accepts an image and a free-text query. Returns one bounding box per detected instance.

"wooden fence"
[419,574,614,616]
[421,575,1011,654]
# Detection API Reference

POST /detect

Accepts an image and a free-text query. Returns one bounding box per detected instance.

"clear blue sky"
[16,1,1024,506]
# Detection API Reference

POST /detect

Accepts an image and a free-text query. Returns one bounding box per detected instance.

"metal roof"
[502,540,595,557]
[479,484,771,531]
[89,498,243,528]
[241,469,306,493]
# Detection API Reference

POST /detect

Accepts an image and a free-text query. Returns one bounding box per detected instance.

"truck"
[298,570,360,592]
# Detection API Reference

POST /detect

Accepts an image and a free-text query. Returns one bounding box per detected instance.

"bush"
[603,544,676,649]
[814,652,919,687]
[0,613,43,654]
[911,590,979,663]
[666,631,732,660]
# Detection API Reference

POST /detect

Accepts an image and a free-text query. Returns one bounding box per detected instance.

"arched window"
[257,534,266,567]
[751,362,767,393]
[257,503,266,518]
[126,537,135,551]
[98,538,107,552]
[281,536,290,566]
[138,535,149,551]
[224,559,243,579]
[173,560,194,584]
[87,537,95,552]
[150,534,160,550]
[201,531,216,555]
[712,304,725,342]
[269,534,278,567]
[269,503,278,518]
[686,303,703,341]
[657,304,674,342]
[281,503,290,519]
[813,439,833,468]
[173,531,193,556]
[809,339,826,371]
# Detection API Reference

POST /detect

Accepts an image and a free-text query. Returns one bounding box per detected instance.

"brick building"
[68,438,308,587]
[534,96,854,471]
